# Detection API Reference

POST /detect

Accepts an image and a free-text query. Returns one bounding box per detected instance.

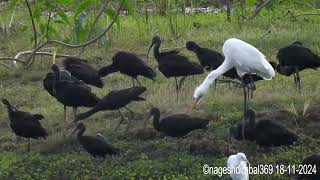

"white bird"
[227,152,250,180]
[191,38,275,110]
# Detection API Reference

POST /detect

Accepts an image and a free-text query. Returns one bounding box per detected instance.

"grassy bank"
[0,2,320,179]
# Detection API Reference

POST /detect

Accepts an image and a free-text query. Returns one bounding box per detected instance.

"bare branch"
[46,10,53,41]
[16,51,72,59]
[0,57,25,63]
[25,0,125,68]
[25,0,38,66]
[252,0,272,18]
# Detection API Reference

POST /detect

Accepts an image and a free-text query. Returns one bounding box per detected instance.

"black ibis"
[2,98,47,151]
[148,107,209,167]
[186,41,225,71]
[49,64,100,121]
[72,122,119,157]
[43,69,80,97]
[63,57,104,88]
[147,36,204,99]
[294,154,320,180]
[74,86,146,136]
[98,51,156,87]
[231,109,298,147]
[277,41,320,91]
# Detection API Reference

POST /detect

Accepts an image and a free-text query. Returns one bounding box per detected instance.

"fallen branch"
[25,0,125,68]
[0,57,25,63]
[15,51,72,59]
[295,13,320,17]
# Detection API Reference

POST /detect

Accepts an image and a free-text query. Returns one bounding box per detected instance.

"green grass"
[0,2,320,179]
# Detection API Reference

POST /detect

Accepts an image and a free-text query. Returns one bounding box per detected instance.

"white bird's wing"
[223,38,275,80]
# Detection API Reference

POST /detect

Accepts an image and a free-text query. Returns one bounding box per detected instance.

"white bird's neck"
[199,59,233,94]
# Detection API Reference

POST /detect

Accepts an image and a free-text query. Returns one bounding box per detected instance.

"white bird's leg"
[249,74,256,99]
[242,79,248,140]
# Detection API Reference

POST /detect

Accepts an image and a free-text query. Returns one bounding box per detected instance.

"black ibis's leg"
[124,106,135,135]
[295,67,301,93]
[136,78,142,87]
[293,73,297,89]
[175,77,179,100]
[178,76,187,90]
[111,110,125,139]
[64,105,67,122]
[73,107,77,119]
[27,139,31,152]
[131,78,136,87]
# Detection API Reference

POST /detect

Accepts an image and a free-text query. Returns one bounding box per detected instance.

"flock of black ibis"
[2,36,320,177]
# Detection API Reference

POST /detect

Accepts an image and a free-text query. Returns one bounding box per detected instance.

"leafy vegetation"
[0,0,320,179]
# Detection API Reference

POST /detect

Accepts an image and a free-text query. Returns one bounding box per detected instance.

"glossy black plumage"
[2,98,47,151]
[231,109,297,147]
[75,86,146,137]
[73,123,119,157]
[63,57,103,88]
[147,36,203,98]
[277,41,320,91]
[149,107,209,137]
[43,70,79,97]
[98,51,156,86]
[186,41,224,70]
[50,64,100,121]
[295,154,320,180]
[75,86,146,121]
[148,107,209,167]
[277,42,320,69]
